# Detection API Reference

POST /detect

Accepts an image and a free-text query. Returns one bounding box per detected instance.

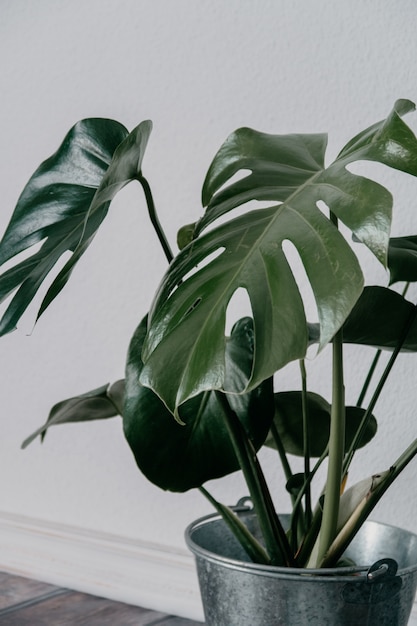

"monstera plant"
[2,99,417,569]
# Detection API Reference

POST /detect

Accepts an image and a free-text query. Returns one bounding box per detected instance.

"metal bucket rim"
[185,510,417,581]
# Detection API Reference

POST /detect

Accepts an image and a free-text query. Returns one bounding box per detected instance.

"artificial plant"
[2,100,417,568]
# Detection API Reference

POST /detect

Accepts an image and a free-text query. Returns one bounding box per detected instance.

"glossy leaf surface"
[0,118,152,335]
[21,380,124,449]
[342,286,417,350]
[388,235,417,284]
[124,316,274,492]
[264,392,377,457]
[142,101,417,415]
[308,286,417,350]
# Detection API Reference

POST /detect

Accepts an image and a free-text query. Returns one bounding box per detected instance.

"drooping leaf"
[341,286,417,350]
[123,316,274,492]
[264,392,377,458]
[0,118,152,335]
[388,235,417,284]
[21,380,125,449]
[141,101,417,416]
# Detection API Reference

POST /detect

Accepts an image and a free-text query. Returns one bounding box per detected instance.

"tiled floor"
[3,570,417,625]
[0,572,204,625]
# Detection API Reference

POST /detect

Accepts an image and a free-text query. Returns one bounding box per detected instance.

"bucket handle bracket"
[343,558,402,605]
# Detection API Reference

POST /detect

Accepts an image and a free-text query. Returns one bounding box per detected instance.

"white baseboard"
[1,510,417,624]
[0,510,204,622]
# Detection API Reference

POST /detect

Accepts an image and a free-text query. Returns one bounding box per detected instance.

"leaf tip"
[393,99,416,117]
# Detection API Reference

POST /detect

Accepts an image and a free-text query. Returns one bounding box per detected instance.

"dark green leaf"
[107,379,125,415]
[0,118,152,335]
[286,473,305,496]
[200,131,329,231]
[336,99,417,172]
[177,222,197,250]
[123,316,274,492]
[388,235,417,284]
[265,392,377,457]
[142,101,417,415]
[342,286,417,350]
[21,380,125,449]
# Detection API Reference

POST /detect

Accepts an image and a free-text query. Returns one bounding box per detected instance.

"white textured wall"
[1,0,417,564]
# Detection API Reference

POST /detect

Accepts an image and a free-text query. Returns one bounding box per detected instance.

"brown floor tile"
[0,589,168,625]
[0,572,203,625]
[0,572,61,610]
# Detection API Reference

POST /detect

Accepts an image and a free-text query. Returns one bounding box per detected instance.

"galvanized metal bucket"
[185,507,417,625]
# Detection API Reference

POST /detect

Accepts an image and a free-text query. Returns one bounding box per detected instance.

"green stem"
[300,359,312,526]
[270,422,294,486]
[199,486,271,565]
[290,447,328,562]
[321,437,417,567]
[296,505,323,567]
[316,328,345,566]
[356,350,381,407]
[356,283,409,408]
[138,174,174,264]
[344,299,417,475]
[216,391,294,566]
[270,420,304,551]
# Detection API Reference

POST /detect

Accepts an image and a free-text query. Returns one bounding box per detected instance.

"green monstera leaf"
[388,235,417,285]
[264,391,377,458]
[123,316,274,492]
[21,381,125,449]
[0,118,152,335]
[308,286,417,351]
[342,286,417,350]
[141,101,417,416]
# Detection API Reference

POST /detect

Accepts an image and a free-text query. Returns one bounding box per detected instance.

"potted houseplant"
[2,99,417,624]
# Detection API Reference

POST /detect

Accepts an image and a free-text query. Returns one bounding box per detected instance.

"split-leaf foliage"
[3,100,417,568]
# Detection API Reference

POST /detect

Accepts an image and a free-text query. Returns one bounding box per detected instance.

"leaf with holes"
[141,101,417,415]
[0,118,152,335]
